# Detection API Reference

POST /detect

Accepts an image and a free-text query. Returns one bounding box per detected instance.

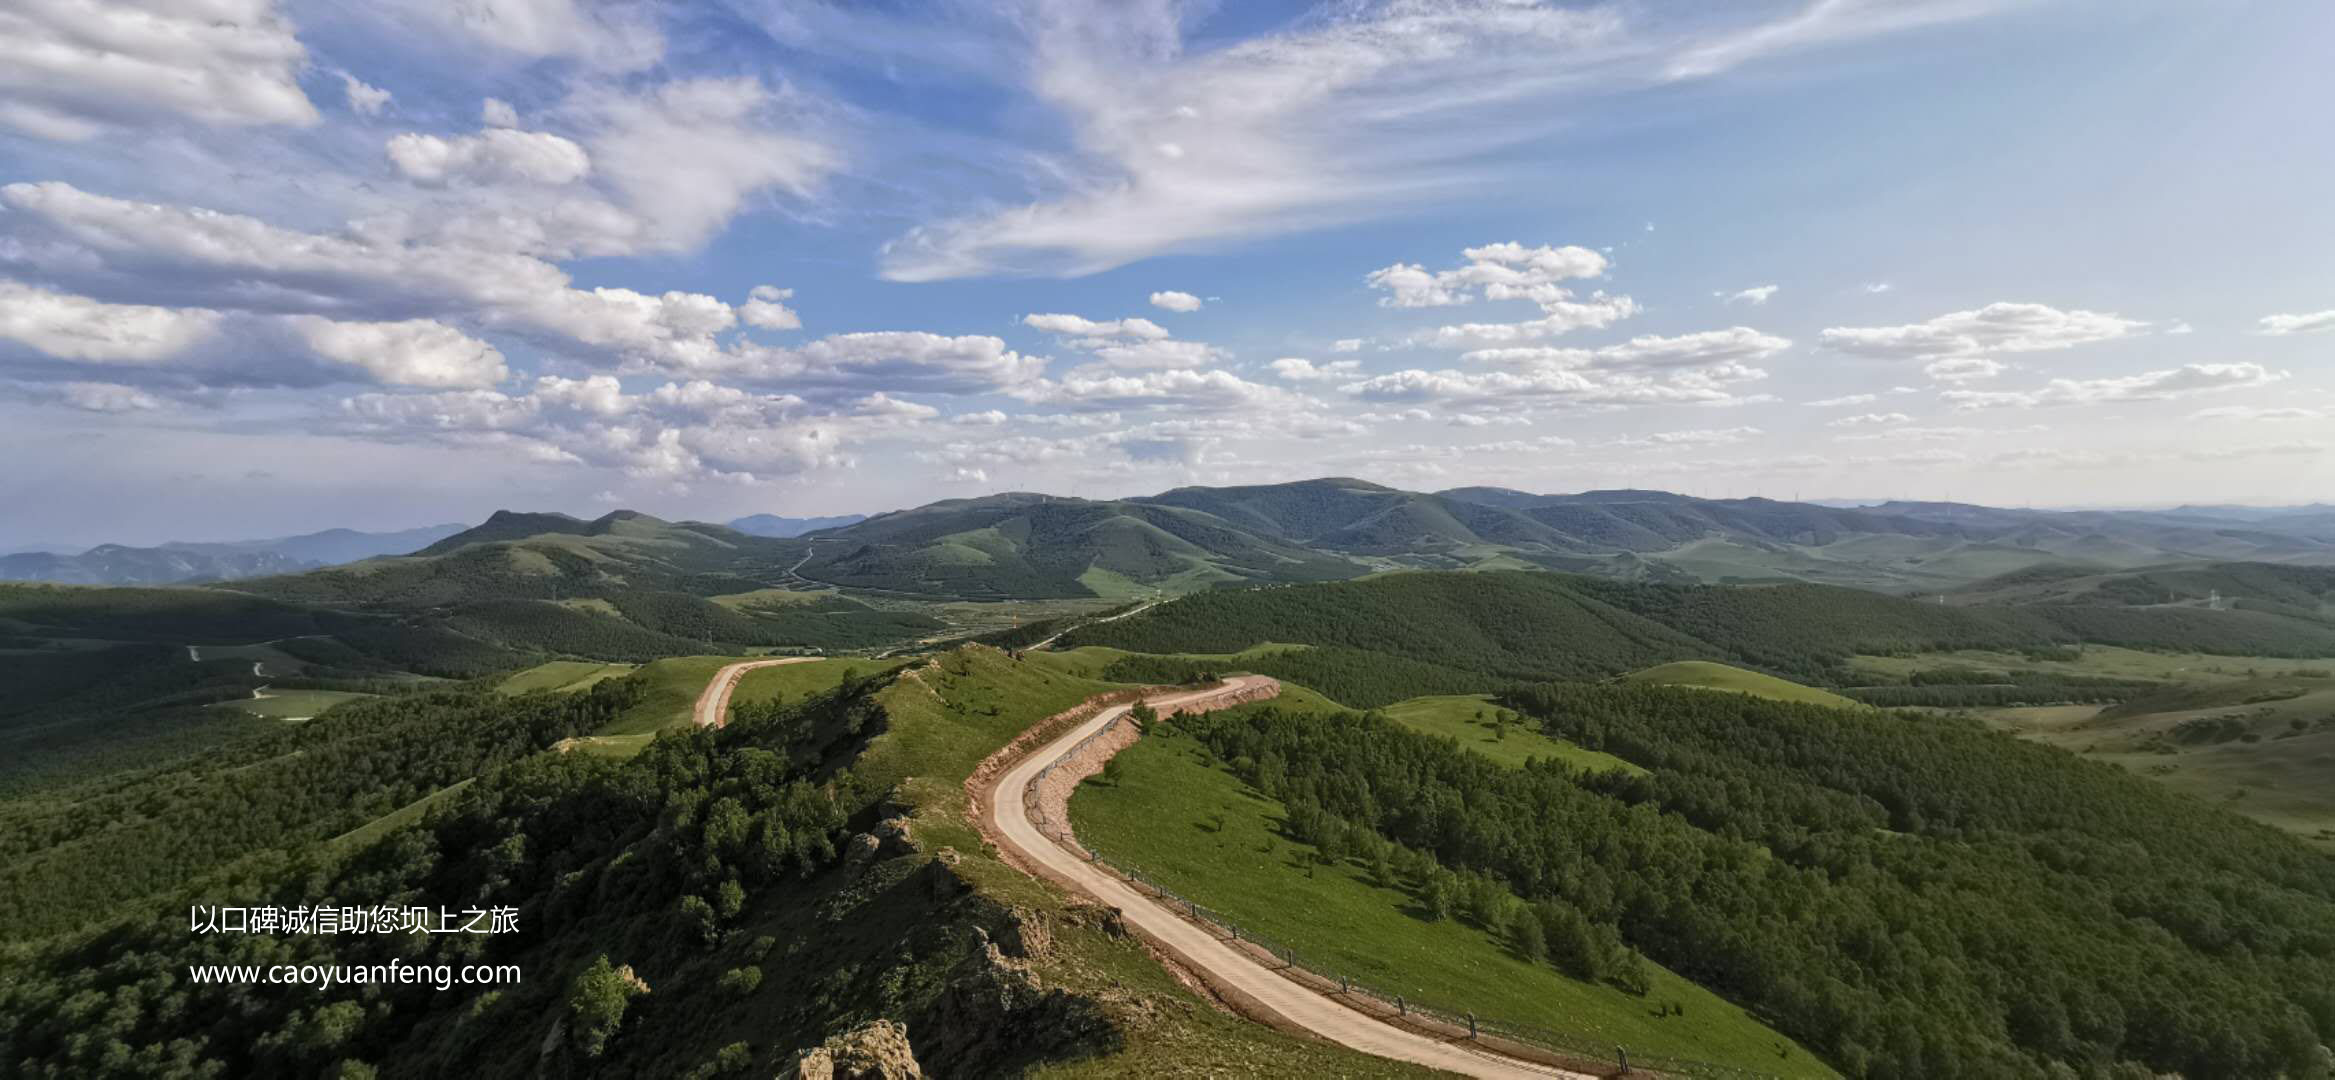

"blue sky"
[1,0,2330,548]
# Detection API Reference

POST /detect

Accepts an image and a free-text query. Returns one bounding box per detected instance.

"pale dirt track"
[1027,598,1159,651]
[985,678,1588,1080]
[692,657,820,729]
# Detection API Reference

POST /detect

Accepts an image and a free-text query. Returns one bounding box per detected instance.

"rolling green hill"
[1621,661,1861,708]
[1061,571,2335,696]
[795,492,1361,598]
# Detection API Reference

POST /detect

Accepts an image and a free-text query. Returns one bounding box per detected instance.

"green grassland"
[1975,675,2335,849]
[599,655,744,733]
[596,654,909,734]
[324,778,475,852]
[1622,661,1862,709]
[497,659,639,694]
[1071,725,1832,1076]
[218,688,376,719]
[1851,645,2335,684]
[731,657,907,708]
[1378,694,1643,774]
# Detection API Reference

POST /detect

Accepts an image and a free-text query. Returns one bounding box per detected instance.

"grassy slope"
[1977,676,2335,849]
[1377,694,1643,775]
[1849,645,2335,684]
[593,654,913,735]
[1072,725,1832,1077]
[865,646,1434,1077]
[1622,661,1861,709]
[497,660,638,694]
[218,688,376,719]
[731,657,905,708]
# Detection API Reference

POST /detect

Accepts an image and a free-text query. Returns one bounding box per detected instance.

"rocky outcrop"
[784,1019,924,1079]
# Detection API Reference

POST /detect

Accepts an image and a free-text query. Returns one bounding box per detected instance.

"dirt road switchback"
[692,656,821,729]
[985,677,1589,1080]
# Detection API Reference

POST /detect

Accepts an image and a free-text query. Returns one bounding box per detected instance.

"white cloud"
[1722,285,1779,306]
[387,128,593,186]
[1087,339,1226,369]
[1610,426,1762,447]
[0,282,513,391]
[339,373,868,483]
[1149,290,1203,312]
[569,76,839,252]
[741,286,801,331]
[1863,282,1893,294]
[1666,0,1999,80]
[1268,357,1361,382]
[736,332,1046,397]
[59,381,168,413]
[0,282,222,362]
[2189,405,2323,422]
[1834,425,1985,443]
[2183,440,2325,462]
[1340,362,1765,410]
[285,317,509,389]
[1944,363,2286,410]
[1805,393,1876,406]
[0,379,171,413]
[2258,310,2335,336]
[877,4,1998,281]
[1016,368,1290,413]
[386,0,664,71]
[340,73,392,117]
[1822,302,2148,361]
[1463,327,1791,372]
[482,98,521,128]
[1022,313,1170,340]
[1827,412,1912,428]
[1331,338,1366,353]
[1368,243,1609,308]
[1923,356,2006,382]
[0,0,318,141]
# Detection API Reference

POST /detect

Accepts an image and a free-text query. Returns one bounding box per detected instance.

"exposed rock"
[995,905,1051,959]
[874,815,915,855]
[784,1019,924,1080]
[917,938,1118,1069]
[845,833,882,866]
[1102,908,1130,939]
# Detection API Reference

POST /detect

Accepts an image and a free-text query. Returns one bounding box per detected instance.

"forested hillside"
[0,649,1421,1079]
[1064,571,2335,700]
[1173,687,2335,1078]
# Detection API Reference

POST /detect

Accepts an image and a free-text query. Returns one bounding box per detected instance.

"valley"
[5,482,2335,1078]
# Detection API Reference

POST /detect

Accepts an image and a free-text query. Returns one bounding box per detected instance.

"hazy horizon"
[10,477,2333,554]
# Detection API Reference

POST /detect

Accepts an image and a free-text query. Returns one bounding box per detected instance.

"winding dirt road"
[1027,598,1160,651]
[692,656,820,728]
[985,679,1586,1080]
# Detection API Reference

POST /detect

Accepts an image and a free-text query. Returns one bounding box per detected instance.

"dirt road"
[986,679,1586,1080]
[1027,598,1159,651]
[691,656,820,729]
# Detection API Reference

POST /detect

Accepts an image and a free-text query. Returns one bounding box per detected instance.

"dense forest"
[0,668,1111,1078]
[1169,689,2335,1078]
[0,680,648,939]
[1065,571,2335,688]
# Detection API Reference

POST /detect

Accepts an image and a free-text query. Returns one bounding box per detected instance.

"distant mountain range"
[783,478,2335,599]
[17,479,2335,597]
[727,513,868,537]
[0,523,467,586]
